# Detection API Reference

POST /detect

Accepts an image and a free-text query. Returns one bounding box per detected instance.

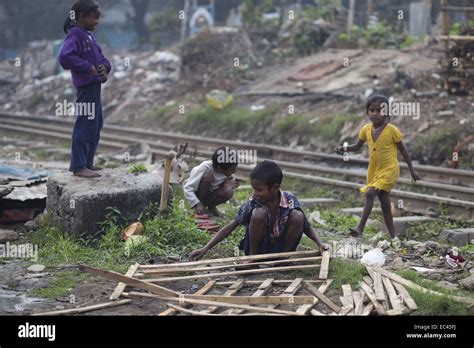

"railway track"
[0,113,473,219]
[2,113,473,187]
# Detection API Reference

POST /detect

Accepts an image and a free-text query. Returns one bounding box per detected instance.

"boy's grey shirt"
[183,160,229,208]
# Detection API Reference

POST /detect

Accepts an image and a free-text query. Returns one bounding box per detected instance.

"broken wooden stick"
[110,263,140,300]
[32,299,131,316]
[381,276,405,311]
[142,256,322,275]
[318,250,330,279]
[79,264,178,297]
[215,279,324,286]
[166,304,283,316]
[221,279,272,315]
[371,266,474,305]
[139,250,319,269]
[392,282,418,310]
[297,279,332,315]
[359,281,387,316]
[184,294,317,305]
[158,280,216,316]
[159,150,176,216]
[303,281,341,314]
[145,264,320,283]
[123,292,304,316]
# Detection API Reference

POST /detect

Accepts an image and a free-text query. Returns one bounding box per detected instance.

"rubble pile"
[180,27,255,91]
[1,47,181,124]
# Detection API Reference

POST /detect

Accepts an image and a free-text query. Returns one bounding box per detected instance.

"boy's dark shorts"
[239,225,303,255]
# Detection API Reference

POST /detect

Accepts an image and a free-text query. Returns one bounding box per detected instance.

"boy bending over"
[184,146,239,216]
[190,160,328,260]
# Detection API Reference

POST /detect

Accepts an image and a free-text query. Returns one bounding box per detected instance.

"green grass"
[328,257,367,290]
[396,270,470,315]
[181,104,278,134]
[127,163,148,174]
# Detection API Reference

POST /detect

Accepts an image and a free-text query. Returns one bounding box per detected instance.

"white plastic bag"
[360,248,386,267]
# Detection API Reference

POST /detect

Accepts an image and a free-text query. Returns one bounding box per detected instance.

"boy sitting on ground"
[189,160,329,260]
[183,146,239,216]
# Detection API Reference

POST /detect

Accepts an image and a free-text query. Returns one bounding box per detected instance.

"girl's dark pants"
[69,82,103,173]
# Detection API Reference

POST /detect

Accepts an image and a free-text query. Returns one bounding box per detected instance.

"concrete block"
[440,228,474,247]
[382,216,435,237]
[46,168,171,238]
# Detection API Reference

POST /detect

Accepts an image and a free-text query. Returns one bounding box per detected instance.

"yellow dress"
[359,123,403,193]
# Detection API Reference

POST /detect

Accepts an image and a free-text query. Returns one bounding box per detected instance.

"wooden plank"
[184,295,317,305]
[439,35,474,41]
[145,264,320,283]
[110,263,140,300]
[382,276,404,311]
[265,278,304,311]
[372,266,474,305]
[143,257,322,275]
[318,251,330,280]
[224,278,273,315]
[123,292,304,316]
[338,306,353,316]
[159,280,216,316]
[203,280,244,314]
[353,291,364,315]
[339,297,352,308]
[303,281,341,314]
[341,284,354,308]
[362,303,374,316]
[283,278,304,295]
[79,264,178,298]
[139,250,319,269]
[31,299,131,316]
[386,308,407,316]
[166,304,284,316]
[215,280,324,286]
[373,271,385,302]
[310,309,326,316]
[363,276,373,286]
[392,282,418,310]
[296,279,332,315]
[359,281,387,315]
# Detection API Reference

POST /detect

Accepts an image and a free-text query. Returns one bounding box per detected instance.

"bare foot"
[73,169,101,178]
[349,227,362,237]
[87,166,103,171]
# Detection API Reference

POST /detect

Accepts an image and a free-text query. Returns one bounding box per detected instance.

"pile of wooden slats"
[32,251,474,316]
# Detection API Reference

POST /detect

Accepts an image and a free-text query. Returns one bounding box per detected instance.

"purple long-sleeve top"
[58,27,112,88]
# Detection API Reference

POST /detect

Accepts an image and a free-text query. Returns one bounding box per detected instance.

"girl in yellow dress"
[335,94,420,239]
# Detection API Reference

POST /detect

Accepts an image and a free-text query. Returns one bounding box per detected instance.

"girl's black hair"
[64,0,101,34]
[366,94,390,114]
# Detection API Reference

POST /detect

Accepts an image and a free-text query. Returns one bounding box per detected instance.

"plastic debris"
[360,248,386,267]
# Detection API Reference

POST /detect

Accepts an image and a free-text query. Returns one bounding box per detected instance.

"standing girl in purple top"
[58,0,111,178]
